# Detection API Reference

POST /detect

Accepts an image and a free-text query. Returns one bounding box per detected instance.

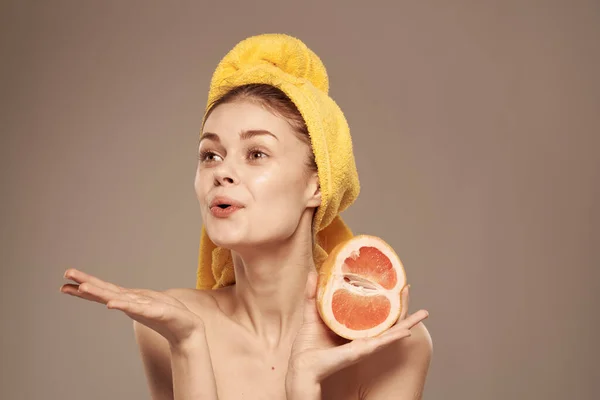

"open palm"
[60,268,204,346]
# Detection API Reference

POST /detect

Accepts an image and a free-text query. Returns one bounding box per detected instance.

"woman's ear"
[306,172,322,208]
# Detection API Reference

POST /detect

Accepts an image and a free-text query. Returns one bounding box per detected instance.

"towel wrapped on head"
[196,33,360,290]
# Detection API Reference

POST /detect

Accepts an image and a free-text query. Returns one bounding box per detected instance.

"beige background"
[1,1,598,399]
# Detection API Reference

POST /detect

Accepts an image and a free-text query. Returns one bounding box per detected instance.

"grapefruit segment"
[316,235,407,340]
[331,290,391,331]
[342,246,398,290]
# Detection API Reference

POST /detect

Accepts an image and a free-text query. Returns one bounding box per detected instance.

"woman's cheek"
[249,169,294,211]
[195,170,209,200]
[250,169,276,191]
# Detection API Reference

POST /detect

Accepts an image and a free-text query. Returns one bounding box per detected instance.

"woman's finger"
[62,270,179,308]
[77,281,138,306]
[63,268,123,293]
[368,309,428,344]
[398,284,411,321]
[64,282,166,321]
[313,327,413,380]
[301,270,322,326]
[60,283,105,304]
[363,328,413,353]
[387,309,429,335]
[402,309,429,329]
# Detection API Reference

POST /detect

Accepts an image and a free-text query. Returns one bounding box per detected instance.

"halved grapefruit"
[316,235,407,340]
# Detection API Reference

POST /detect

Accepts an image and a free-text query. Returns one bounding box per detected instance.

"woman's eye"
[198,149,266,163]
[249,150,267,160]
[198,151,222,163]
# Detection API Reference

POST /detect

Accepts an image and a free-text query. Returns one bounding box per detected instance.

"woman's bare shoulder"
[355,322,433,398]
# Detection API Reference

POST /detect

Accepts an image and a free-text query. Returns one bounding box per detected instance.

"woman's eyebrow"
[199,129,278,143]
[199,132,220,143]
[239,129,279,141]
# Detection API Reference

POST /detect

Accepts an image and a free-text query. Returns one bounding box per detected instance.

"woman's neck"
[229,224,315,349]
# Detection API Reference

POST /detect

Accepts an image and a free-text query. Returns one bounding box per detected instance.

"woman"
[60,34,432,399]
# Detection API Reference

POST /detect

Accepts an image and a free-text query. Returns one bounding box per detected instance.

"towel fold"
[196,33,360,290]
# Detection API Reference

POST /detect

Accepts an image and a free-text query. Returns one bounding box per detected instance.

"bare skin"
[141,285,431,400]
[62,270,431,399]
[61,100,432,399]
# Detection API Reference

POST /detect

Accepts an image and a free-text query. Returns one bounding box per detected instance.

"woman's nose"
[213,162,239,187]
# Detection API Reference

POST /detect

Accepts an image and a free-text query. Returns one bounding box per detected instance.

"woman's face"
[195,101,321,250]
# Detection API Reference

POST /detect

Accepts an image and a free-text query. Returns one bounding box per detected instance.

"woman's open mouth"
[210,204,242,218]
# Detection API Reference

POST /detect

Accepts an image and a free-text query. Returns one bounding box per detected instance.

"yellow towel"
[196,33,360,290]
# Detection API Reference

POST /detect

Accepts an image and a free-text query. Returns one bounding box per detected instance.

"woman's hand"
[287,270,429,389]
[61,269,220,399]
[60,268,205,349]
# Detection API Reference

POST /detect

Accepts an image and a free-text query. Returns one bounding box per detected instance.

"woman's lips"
[210,205,242,218]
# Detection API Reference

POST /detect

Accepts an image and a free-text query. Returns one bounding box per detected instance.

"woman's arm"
[169,336,218,400]
[134,321,174,400]
[133,288,218,400]
[361,322,433,400]
[61,270,218,399]
[134,318,219,400]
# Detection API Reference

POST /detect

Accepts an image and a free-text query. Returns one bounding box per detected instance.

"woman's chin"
[209,236,268,253]
[206,229,247,249]
[206,224,286,251]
